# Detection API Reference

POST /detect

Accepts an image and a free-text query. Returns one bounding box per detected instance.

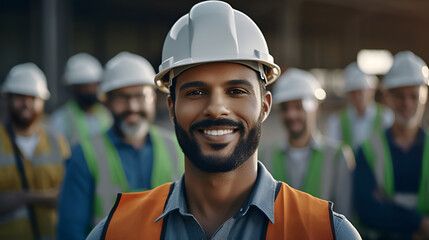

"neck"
[184,155,258,238]
[391,122,420,150]
[123,135,147,149]
[289,131,311,148]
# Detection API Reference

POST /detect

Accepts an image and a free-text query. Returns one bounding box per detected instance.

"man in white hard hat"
[57,52,184,240]
[87,2,360,239]
[325,62,394,150]
[0,63,70,239]
[261,68,355,218]
[50,53,112,147]
[353,51,429,240]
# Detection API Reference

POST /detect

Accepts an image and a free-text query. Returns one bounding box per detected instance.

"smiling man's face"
[168,62,271,173]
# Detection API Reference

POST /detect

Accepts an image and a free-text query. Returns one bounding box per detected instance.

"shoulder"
[332,212,362,240]
[86,217,107,240]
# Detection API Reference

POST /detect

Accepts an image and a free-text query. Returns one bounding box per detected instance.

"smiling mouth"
[203,129,235,136]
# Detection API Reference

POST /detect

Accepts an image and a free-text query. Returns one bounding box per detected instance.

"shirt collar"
[155,161,277,224]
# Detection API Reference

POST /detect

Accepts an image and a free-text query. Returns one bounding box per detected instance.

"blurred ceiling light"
[357,49,393,75]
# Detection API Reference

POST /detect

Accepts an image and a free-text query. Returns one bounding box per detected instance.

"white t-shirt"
[286,145,311,189]
[15,134,40,160]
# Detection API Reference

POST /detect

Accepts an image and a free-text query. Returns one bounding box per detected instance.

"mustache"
[116,111,147,120]
[189,118,244,133]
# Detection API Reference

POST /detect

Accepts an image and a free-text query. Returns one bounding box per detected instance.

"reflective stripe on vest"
[102,182,334,240]
[81,126,183,223]
[264,145,339,199]
[361,131,429,214]
[0,124,66,239]
[65,101,111,146]
[340,103,383,148]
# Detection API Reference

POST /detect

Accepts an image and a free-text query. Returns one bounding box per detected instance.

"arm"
[57,145,95,240]
[325,114,341,142]
[332,144,355,218]
[333,212,362,240]
[353,147,422,233]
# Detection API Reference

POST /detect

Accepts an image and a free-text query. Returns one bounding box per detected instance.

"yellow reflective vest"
[0,123,70,240]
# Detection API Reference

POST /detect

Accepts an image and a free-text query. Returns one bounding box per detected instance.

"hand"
[414,217,429,240]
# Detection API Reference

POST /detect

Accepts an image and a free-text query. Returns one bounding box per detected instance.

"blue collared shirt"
[87,162,361,239]
[57,128,154,240]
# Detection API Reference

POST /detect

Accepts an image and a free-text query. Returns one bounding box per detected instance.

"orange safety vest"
[102,182,334,240]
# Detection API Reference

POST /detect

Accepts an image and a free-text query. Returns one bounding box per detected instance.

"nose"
[127,97,140,112]
[203,89,230,119]
[23,96,36,108]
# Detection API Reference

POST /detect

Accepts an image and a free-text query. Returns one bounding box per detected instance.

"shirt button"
[240,208,243,212]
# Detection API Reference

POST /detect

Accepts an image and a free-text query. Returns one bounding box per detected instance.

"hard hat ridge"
[2,62,50,100]
[98,51,156,100]
[343,62,378,92]
[64,53,103,85]
[383,51,428,89]
[155,0,281,93]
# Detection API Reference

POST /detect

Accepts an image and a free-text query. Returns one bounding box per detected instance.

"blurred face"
[168,62,271,173]
[7,94,44,129]
[386,85,427,127]
[278,99,317,139]
[71,82,99,110]
[347,89,375,114]
[107,85,156,139]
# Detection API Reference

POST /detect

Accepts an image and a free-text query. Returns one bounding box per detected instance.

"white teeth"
[204,129,234,136]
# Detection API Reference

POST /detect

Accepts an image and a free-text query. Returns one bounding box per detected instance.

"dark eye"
[227,88,248,95]
[185,89,205,96]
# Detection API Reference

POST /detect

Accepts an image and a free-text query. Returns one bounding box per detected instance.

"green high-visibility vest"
[80,126,184,224]
[65,100,112,146]
[361,130,429,214]
[262,141,346,199]
[340,103,383,148]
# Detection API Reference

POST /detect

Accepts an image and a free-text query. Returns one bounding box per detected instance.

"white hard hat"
[2,63,50,100]
[99,51,156,97]
[273,68,326,105]
[64,53,103,85]
[154,0,281,93]
[344,62,378,92]
[383,51,429,89]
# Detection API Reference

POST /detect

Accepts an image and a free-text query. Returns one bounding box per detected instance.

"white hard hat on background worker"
[99,51,156,99]
[383,51,429,89]
[154,0,281,92]
[64,53,103,85]
[273,68,326,106]
[2,62,50,100]
[343,62,378,92]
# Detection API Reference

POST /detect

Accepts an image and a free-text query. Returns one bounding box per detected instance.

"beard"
[8,106,40,130]
[75,93,99,111]
[174,115,262,173]
[113,111,150,139]
[284,119,307,139]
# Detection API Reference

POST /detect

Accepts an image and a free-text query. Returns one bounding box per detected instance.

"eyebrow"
[178,79,254,92]
[179,81,207,92]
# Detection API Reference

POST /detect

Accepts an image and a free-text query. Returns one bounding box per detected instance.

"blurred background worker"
[261,68,355,217]
[0,63,70,240]
[50,53,112,148]
[353,51,429,240]
[325,62,394,150]
[57,51,184,240]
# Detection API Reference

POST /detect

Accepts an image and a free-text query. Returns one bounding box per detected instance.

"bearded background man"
[0,63,70,240]
[353,51,429,240]
[50,53,112,148]
[57,52,183,240]
[88,1,360,239]
[261,68,355,218]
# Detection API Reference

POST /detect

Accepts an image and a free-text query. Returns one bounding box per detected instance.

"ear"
[261,91,272,123]
[167,95,175,124]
